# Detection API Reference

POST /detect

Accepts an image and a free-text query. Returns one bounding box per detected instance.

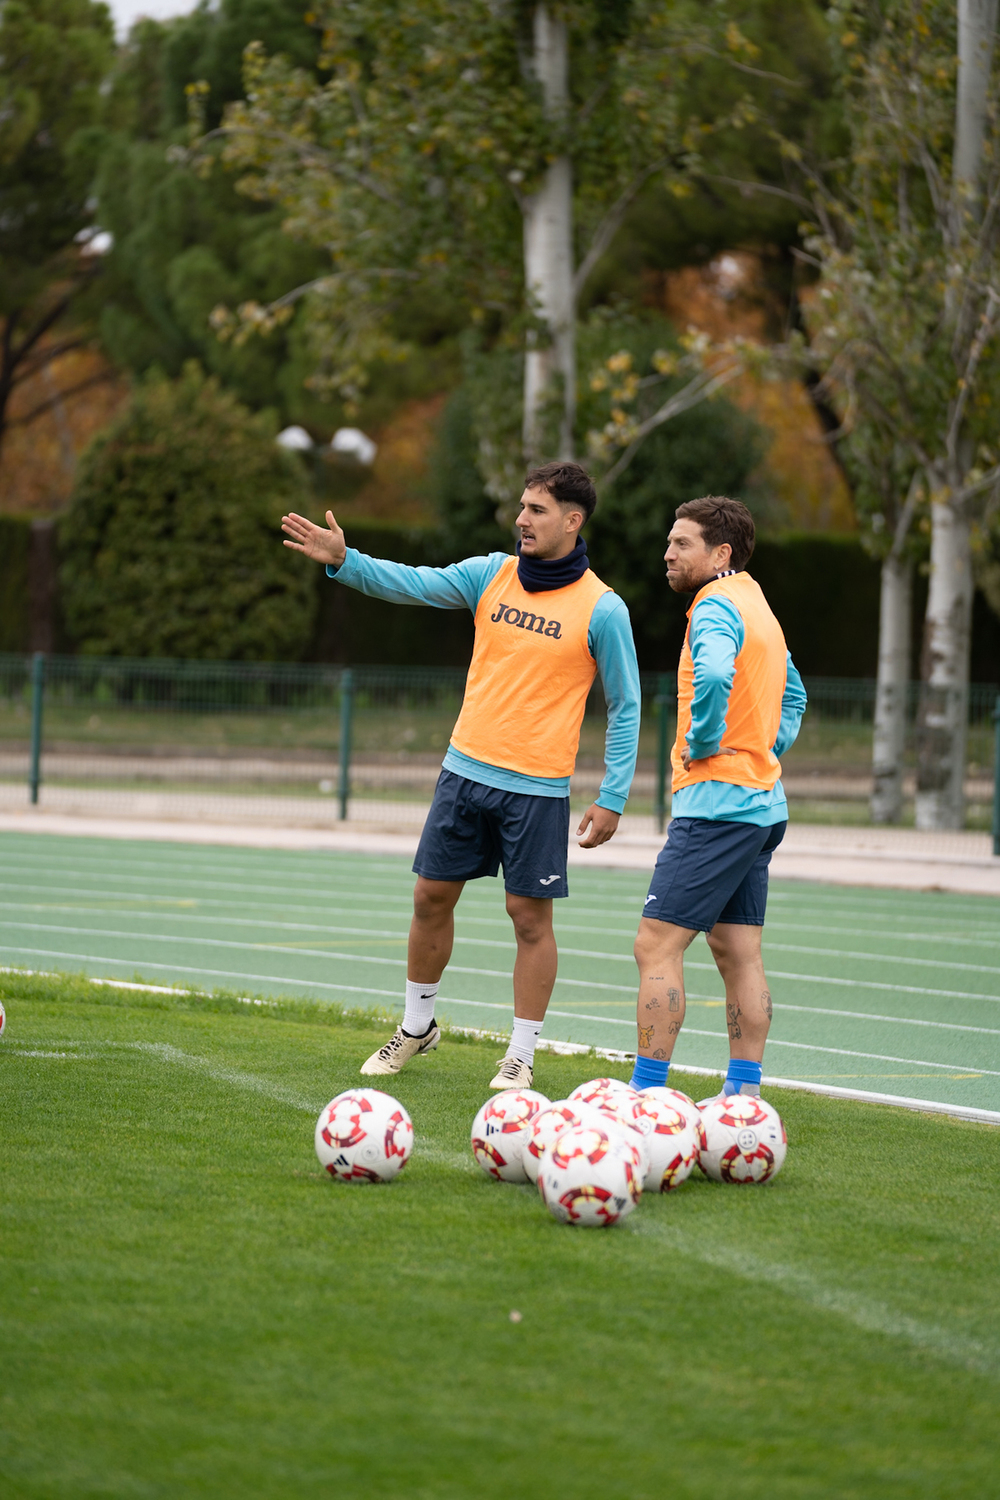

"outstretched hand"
[281,509,347,569]
[576,803,620,849]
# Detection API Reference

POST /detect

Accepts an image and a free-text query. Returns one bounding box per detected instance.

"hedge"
[6,516,1000,680]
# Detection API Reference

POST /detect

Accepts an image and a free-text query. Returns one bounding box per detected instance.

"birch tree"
[780,0,1000,828]
[202,1,759,490]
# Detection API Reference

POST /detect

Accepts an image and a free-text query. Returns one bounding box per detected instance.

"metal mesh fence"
[1,652,997,833]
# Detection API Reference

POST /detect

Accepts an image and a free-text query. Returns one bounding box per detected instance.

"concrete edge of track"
[5,967,998,1128]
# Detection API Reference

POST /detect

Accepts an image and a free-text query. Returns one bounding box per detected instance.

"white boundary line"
[5,966,1000,1127]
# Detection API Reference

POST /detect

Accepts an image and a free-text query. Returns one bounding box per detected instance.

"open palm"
[281,510,347,568]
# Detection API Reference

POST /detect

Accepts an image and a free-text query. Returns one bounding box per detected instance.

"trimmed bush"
[60,365,316,660]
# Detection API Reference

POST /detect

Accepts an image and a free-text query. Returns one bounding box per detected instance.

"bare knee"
[634,919,696,971]
[413,878,462,924]
[506,894,553,945]
[707,923,762,973]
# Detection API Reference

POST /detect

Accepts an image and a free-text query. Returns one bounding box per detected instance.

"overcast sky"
[107,0,203,38]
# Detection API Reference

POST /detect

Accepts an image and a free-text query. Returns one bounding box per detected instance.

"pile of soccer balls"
[314,1075,786,1228]
[470,1078,786,1226]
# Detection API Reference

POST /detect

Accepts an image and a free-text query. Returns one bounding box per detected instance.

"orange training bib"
[450,556,612,778]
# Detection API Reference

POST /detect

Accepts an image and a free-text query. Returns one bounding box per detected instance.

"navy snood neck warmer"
[516,536,589,593]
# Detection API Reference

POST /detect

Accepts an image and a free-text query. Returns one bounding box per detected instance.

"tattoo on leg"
[668,987,681,1013]
[644,997,661,1011]
[762,989,773,1020]
[652,1048,668,1060]
[667,1020,681,1036]
[726,1002,742,1040]
[638,1023,654,1050]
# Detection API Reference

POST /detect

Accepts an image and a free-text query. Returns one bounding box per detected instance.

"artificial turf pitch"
[2,969,999,1499]
[1,831,999,1115]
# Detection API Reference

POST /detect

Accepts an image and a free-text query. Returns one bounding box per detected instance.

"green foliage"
[791,1,1000,546]
[0,0,114,306]
[92,11,331,429]
[59,364,316,660]
[161,0,321,131]
[431,385,510,559]
[0,0,115,446]
[589,397,767,659]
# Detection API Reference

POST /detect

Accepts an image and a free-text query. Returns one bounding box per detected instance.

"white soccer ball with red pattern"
[538,1121,644,1227]
[315,1088,414,1183]
[633,1092,703,1192]
[522,1099,610,1185]
[698,1095,787,1185]
[566,1078,649,1168]
[640,1085,701,1131]
[470,1089,551,1183]
[0,1000,5,1039]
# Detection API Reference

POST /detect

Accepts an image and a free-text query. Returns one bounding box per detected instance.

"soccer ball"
[471,1089,551,1183]
[633,1093,702,1192]
[537,1121,644,1227]
[523,1099,609,1185]
[0,1000,5,1039]
[639,1084,701,1130]
[698,1095,787,1185]
[566,1078,649,1168]
[314,1088,414,1183]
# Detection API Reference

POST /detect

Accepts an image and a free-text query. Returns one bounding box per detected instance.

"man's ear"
[565,508,585,535]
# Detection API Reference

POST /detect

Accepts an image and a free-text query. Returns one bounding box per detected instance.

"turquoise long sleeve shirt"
[670,593,808,827]
[327,550,641,812]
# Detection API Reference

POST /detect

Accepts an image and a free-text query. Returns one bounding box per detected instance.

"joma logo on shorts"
[489,602,563,638]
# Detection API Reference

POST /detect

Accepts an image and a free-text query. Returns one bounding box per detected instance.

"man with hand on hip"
[628,495,806,1100]
[282,460,640,1090]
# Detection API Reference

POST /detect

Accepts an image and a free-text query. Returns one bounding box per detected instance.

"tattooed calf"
[726,1001,743,1040]
[762,989,773,1020]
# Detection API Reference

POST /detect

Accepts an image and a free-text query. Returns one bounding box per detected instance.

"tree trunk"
[871,552,912,824]
[522,4,575,463]
[954,0,999,200]
[915,502,973,829]
[913,0,998,830]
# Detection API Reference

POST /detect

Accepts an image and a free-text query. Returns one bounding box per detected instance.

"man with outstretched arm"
[282,461,641,1091]
[627,495,807,1100]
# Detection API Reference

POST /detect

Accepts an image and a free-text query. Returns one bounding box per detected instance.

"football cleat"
[360,1022,440,1075]
[489,1054,534,1090]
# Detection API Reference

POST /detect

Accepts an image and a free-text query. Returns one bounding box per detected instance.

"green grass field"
[2,970,998,1499]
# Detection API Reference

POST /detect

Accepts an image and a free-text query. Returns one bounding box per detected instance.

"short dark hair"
[524,461,597,524]
[675,495,755,570]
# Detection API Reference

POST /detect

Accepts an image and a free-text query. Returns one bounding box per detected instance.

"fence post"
[338,668,354,821]
[28,651,46,805]
[993,694,1000,858]
[654,672,671,836]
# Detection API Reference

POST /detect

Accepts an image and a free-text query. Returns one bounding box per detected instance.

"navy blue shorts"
[643,817,787,931]
[413,770,570,899]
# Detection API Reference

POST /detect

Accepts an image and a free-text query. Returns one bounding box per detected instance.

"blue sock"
[723,1058,762,1096]
[630,1055,669,1091]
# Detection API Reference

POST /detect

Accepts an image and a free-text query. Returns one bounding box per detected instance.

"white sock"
[508,1016,543,1066]
[402,980,438,1036]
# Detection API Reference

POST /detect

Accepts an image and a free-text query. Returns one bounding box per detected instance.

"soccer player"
[281,461,640,1089]
[628,495,807,1100]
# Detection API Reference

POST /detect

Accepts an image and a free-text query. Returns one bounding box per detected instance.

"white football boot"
[360,1023,440,1076]
[489,1054,534,1090]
